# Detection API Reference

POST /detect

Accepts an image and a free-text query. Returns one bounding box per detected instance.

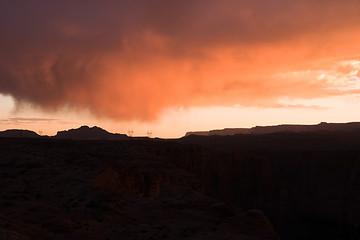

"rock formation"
[55,125,128,140]
[3,123,360,239]
[180,131,360,239]
[0,129,39,138]
[185,122,360,136]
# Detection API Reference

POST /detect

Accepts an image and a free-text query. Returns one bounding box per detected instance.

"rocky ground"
[2,125,360,239]
[0,138,279,240]
[181,132,360,240]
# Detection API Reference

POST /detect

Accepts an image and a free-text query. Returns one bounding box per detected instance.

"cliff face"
[94,164,203,198]
[176,133,360,239]
[181,150,360,230]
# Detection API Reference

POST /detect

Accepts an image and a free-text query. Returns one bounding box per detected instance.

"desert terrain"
[0,134,279,240]
[1,123,360,239]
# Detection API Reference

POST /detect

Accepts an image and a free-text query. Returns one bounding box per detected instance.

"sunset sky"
[1,0,360,138]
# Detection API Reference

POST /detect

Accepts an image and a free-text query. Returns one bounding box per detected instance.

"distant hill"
[185,122,360,136]
[186,128,250,136]
[54,126,128,140]
[0,129,40,138]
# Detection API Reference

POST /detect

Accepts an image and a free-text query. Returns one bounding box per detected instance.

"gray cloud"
[1,0,360,120]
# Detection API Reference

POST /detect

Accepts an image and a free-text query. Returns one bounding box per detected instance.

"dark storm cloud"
[1,0,360,120]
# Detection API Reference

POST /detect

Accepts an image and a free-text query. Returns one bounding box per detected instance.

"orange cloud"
[1,1,360,121]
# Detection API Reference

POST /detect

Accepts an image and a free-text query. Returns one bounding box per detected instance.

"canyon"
[1,123,360,239]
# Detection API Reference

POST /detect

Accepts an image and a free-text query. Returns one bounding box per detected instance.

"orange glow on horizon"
[1,1,360,137]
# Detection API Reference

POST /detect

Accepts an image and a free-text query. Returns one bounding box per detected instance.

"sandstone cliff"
[179,132,360,239]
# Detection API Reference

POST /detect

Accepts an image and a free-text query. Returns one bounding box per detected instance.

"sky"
[1,0,360,138]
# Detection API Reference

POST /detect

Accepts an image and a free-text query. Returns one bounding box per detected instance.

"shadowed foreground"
[0,138,279,240]
[2,124,360,240]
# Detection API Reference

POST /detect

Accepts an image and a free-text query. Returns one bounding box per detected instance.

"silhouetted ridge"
[55,125,128,140]
[0,129,40,138]
[185,122,360,136]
